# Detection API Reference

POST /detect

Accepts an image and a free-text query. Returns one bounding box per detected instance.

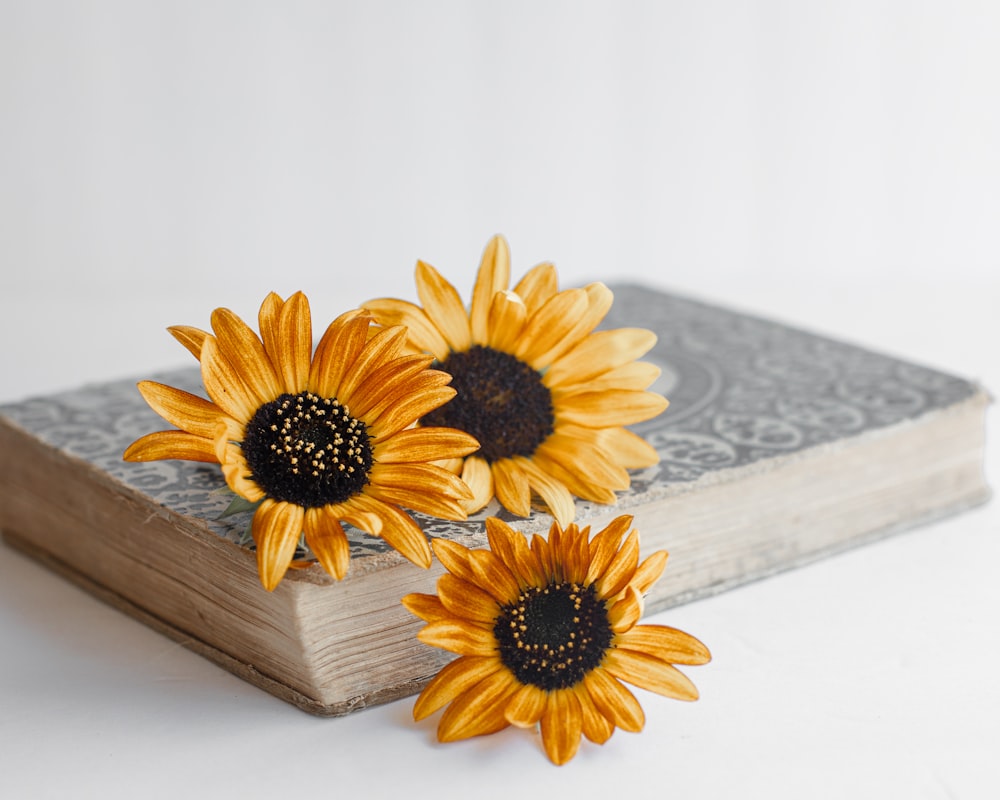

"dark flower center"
[422,345,554,463]
[241,392,372,508]
[494,581,614,690]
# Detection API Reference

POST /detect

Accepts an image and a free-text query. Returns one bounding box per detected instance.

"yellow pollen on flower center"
[493,581,613,690]
[242,391,372,508]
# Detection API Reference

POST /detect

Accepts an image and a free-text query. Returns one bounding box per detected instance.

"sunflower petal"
[336,325,409,405]
[485,517,543,587]
[596,529,640,599]
[514,534,548,588]
[122,430,218,463]
[608,586,644,633]
[217,441,266,501]
[584,667,645,733]
[200,336,261,422]
[436,573,499,625]
[512,262,558,314]
[470,234,511,344]
[412,655,503,720]
[437,669,518,742]
[602,647,700,701]
[401,592,449,623]
[330,495,383,537]
[483,517,517,559]
[536,281,614,367]
[360,497,432,568]
[168,325,210,360]
[373,427,479,464]
[437,457,464,473]
[346,353,434,419]
[484,291,528,352]
[631,550,669,595]
[578,683,615,744]
[556,389,669,428]
[273,291,312,393]
[530,532,555,582]
[210,306,282,401]
[490,458,532,517]
[586,515,633,584]
[582,281,614,328]
[546,522,566,582]
[359,366,453,426]
[431,536,476,577]
[468,549,522,606]
[592,425,661,469]
[504,683,548,729]
[514,288,588,369]
[366,384,457,440]
[530,450,619,505]
[545,328,659,388]
[367,463,472,519]
[306,309,369,399]
[552,361,662,394]
[459,454,493,515]
[540,689,583,765]
[564,524,592,584]
[252,499,305,592]
[214,413,246,456]
[362,297,451,361]
[417,619,497,657]
[415,260,471,352]
[256,291,285,367]
[534,436,630,493]
[135,381,221,438]
[303,506,351,580]
[617,624,712,666]
[361,486,467,521]
[512,455,576,528]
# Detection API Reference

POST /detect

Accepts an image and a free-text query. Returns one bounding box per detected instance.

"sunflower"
[403,515,710,765]
[363,235,668,527]
[123,291,478,591]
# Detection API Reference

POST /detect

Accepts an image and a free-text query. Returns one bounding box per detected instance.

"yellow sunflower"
[403,515,710,765]
[363,235,668,527]
[123,291,478,591]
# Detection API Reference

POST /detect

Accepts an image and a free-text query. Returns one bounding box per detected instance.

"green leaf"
[218,494,262,519]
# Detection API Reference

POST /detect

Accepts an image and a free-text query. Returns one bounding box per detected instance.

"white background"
[1,2,997,798]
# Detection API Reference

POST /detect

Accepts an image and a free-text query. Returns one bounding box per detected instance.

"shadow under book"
[0,284,990,715]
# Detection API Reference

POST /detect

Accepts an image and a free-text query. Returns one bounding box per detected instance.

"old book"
[0,284,989,716]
